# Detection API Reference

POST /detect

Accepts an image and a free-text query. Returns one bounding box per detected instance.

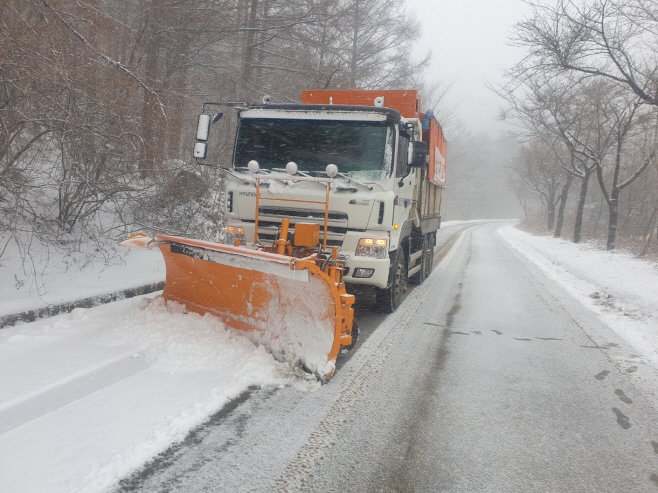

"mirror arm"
[398,169,411,187]
[222,167,252,185]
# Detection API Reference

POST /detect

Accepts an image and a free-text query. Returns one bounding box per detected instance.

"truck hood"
[227,174,382,231]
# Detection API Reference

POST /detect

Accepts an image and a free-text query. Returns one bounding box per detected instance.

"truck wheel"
[376,249,407,313]
[422,235,432,280]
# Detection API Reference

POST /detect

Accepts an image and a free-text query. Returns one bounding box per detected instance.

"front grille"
[255,220,347,235]
[258,206,348,224]
[257,233,344,248]
[256,224,344,248]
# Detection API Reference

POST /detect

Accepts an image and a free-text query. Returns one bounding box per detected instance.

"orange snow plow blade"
[119,233,355,379]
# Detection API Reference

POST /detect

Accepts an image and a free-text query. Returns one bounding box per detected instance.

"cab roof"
[239,104,402,124]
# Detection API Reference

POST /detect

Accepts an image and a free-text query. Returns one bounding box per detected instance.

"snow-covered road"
[2,221,658,492]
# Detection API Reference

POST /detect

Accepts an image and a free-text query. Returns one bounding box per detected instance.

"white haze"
[408,0,532,135]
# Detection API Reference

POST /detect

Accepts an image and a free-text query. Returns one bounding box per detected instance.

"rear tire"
[376,249,407,313]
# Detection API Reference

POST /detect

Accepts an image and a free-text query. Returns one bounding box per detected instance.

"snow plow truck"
[120,89,447,380]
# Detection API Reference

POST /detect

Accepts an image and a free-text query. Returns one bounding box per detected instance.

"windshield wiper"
[223,168,251,185]
[337,173,373,191]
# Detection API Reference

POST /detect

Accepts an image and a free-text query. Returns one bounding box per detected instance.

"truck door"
[393,129,414,230]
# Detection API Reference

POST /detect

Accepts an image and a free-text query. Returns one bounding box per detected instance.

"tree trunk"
[546,187,556,231]
[166,64,188,161]
[640,202,658,257]
[349,0,360,87]
[592,194,604,236]
[254,0,270,85]
[547,203,555,231]
[573,171,591,243]
[139,18,159,178]
[242,0,259,88]
[607,188,620,250]
[555,173,573,238]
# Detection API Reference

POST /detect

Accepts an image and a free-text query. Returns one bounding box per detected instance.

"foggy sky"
[407,0,532,135]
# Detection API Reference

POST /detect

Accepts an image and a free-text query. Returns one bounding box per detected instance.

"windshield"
[234,118,394,180]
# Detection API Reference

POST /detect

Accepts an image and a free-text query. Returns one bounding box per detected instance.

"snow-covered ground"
[499,224,658,371]
[0,238,165,318]
[1,221,657,492]
[0,295,310,492]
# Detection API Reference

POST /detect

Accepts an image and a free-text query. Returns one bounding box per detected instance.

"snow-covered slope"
[0,242,165,319]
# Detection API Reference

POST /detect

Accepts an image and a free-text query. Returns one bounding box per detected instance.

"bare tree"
[502,4,658,250]
[1,0,437,277]
[512,139,567,231]
[515,0,658,107]
[496,72,593,239]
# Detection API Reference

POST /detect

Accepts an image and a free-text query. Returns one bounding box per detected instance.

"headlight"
[224,226,245,245]
[356,238,387,259]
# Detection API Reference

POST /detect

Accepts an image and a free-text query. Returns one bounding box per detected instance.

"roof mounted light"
[262,95,272,105]
[374,96,385,107]
[248,160,260,173]
[326,164,338,178]
[286,161,298,175]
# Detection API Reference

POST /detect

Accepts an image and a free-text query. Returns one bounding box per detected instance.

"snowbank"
[0,295,307,493]
[0,238,165,319]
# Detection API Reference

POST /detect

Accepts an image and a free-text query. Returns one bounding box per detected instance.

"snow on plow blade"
[119,233,355,378]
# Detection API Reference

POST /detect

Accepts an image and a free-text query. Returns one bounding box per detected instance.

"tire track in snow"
[0,352,148,433]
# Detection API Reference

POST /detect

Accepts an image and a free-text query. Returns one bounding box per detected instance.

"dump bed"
[423,111,447,188]
[417,111,446,231]
[301,90,422,119]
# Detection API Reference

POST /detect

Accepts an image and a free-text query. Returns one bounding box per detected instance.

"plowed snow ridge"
[0,296,298,493]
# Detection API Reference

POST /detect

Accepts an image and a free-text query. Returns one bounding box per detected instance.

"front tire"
[376,249,408,313]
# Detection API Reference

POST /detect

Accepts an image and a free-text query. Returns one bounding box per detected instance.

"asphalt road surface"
[117,222,658,492]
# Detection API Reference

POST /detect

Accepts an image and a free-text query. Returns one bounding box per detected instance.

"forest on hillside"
[1,0,446,271]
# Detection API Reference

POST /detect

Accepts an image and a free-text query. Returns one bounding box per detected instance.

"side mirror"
[193,142,207,159]
[193,103,234,165]
[408,140,428,168]
[196,114,211,141]
[194,113,221,161]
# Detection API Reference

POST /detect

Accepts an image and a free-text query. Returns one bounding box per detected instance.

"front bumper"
[225,221,391,288]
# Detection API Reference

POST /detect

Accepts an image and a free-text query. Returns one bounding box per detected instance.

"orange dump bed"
[423,113,447,188]
[301,89,422,119]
